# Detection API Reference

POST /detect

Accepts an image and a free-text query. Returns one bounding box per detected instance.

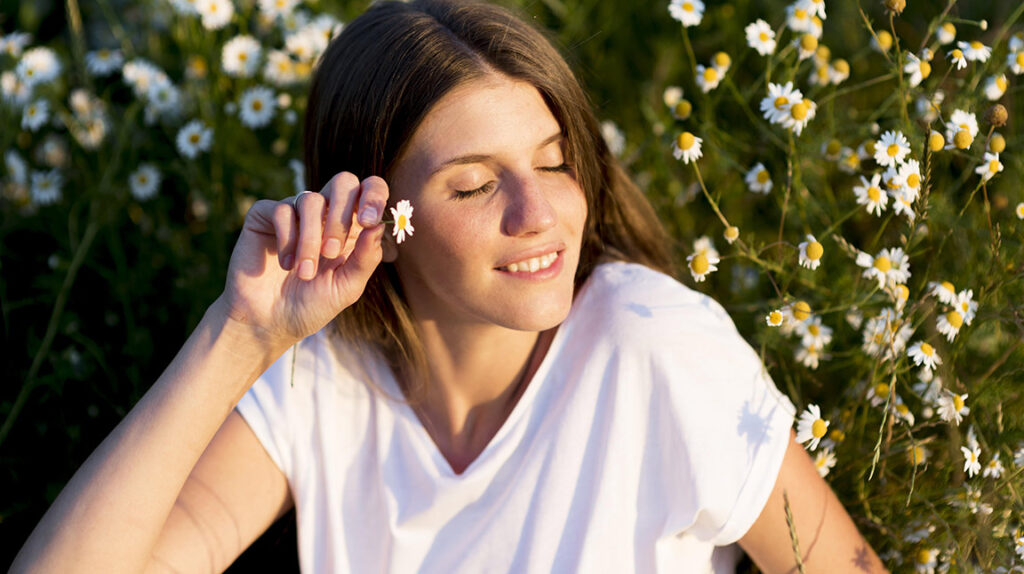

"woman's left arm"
[738,430,889,574]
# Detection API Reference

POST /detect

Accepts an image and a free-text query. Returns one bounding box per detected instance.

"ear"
[381,226,398,263]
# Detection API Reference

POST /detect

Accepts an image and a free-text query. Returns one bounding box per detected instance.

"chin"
[493,289,575,332]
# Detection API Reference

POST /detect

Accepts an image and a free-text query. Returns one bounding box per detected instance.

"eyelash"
[453,163,573,199]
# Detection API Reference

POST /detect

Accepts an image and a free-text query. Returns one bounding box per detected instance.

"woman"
[13,1,886,572]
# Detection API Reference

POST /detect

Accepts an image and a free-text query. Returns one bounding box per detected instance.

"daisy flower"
[795,0,825,20]
[872,30,893,53]
[927,281,957,305]
[745,19,776,56]
[85,49,123,77]
[745,163,773,193]
[954,289,977,325]
[723,225,739,245]
[814,448,837,477]
[390,199,415,244]
[983,74,1007,101]
[907,341,941,371]
[797,234,824,270]
[760,81,800,126]
[663,86,684,108]
[937,391,969,425]
[176,120,213,159]
[765,309,785,327]
[786,4,813,33]
[21,99,49,131]
[894,399,915,426]
[988,132,1005,153]
[795,343,822,369]
[222,35,262,78]
[1008,50,1024,75]
[30,169,63,205]
[897,159,922,201]
[856,247,910,288]
[927,130,944,152]
[128,164,162,201]
[796,34,817,61]
[16,47,61,87]
[258,0,299,20]
[693,236,719,260]
[686,249,719,282]
[873,130,911,168]
[936,310,963,342]
[948,48,967,70]
[957,40,991,62]
[903,52,931,87]
[672,132,702,164]
[937,22,956,45]
[122,59,170,98]
[975,152,1003,181]
[196,0,235,31]
[0,31,32,58]
[962,445,981,477]
[838,147,860,173]
[668,0,704,27]
[239,85,276,129]
[785,97,816,136]
[853,173,887,216]
[797,315,832,348]
[828,59,850,85]
[907,445,929,467]
[915,548,939,572]
[1,71,32,107]
[795,404,829,450]
[866,381,891,408]
[1017,203,1024,219]
[695,64,721,93]
[145,80,183,121]
[983,453,1004,479]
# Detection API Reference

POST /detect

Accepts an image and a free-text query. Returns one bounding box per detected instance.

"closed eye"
[453,164,572,200]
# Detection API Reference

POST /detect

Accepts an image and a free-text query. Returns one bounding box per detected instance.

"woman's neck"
[409,320,555,473]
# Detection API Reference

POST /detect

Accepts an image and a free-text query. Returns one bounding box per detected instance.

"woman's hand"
[214,172,389,349]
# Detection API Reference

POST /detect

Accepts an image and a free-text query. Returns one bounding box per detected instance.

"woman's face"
[387,74,588,333]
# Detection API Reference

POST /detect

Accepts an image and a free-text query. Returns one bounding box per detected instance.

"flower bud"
[884,0,906,15]
[985,103,1008,127]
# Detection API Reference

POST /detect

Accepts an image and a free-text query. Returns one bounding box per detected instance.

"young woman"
[13,1,886,572]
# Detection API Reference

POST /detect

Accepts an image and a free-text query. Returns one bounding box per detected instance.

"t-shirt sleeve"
[233,343,304,480]
[597,265,796,546]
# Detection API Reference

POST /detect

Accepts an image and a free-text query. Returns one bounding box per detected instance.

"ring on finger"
[291,189,313,207]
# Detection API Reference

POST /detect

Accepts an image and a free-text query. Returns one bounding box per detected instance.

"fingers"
[293,191,328,280]
[321,172,361,260]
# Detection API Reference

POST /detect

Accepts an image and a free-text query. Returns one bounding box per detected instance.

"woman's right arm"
[10,173,390,573]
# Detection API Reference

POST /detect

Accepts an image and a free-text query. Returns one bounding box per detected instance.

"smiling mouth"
[497,251,560,273]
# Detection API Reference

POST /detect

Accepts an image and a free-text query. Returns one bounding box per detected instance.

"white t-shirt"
[235,261,796,573]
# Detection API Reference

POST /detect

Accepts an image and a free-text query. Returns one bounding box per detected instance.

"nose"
[501,174,557,237]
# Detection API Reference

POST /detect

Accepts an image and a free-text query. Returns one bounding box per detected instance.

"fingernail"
[282,254,294,269]
[298,258,315,280]
[324,238,341,258]
[359,206,378,226]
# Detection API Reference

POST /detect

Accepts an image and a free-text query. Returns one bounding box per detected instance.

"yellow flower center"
[677,132,695,150]
[920,342,934,356]
[928,132,945,151]
[946,310,963,329]
[703,67,718,83]
[910,446,926,465]
[690,253,709,274]
[990,134,1006,153]
[833,59,850,75]
[829,429,845,442]
[906,173,920,188]
[954,129,973,149]
[970,41,983,50]
[816,65,830,82]
[919,61,932,78]
[896,403,909,416]
[864,140,877,155]
[875,383,890,398]
[989,160,1000,173]
[825,139,841,155]
[397,214,408,229]
[877,31,892,51]
[953,394,964,411]
[917,549,933,565]
[793,301,811,321]
[714,52,730,68]
[209,1,218,12]
[941,280,955,292]
[774,96,789,110]
[996,76,1007,91]
[724,226,739,241]
[674,100,692,119]
[790,101,810,121]
[1017,52,1024,67]
[873,256,892,272]
[138,175,147,184]
[886,143,900,157]
[238,52,248,62]
[806,241,823,260]
[683,1,694,11]
[960,300,970,312]
[808,324,820,336]
[252,99,263,111]
[276,0,286,7]
[768,310,783,324]
[189,133,200,144]
[759,32,769,42]
[942,23,956,36]
[794,8,807,19]
[952,49,964,60]
[811,419,827,438]
[873,333,885,344]
[800,34,817,52]
[896,284,909,300]
[867,186,881,201]
[757,169,770,183]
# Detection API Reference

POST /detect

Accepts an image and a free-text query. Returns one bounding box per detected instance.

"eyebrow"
[430,132,564,176]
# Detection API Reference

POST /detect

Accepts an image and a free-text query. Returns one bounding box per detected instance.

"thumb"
[336,224,386,296]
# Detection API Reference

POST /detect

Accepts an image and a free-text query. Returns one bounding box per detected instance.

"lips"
[498,251,559,273]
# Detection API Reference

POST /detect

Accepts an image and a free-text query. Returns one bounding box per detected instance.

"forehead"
[397,75,562,176]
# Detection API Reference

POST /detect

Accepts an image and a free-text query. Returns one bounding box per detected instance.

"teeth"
[503,252,558,273]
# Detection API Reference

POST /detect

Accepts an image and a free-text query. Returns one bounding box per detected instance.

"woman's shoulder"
[574,261,737,337]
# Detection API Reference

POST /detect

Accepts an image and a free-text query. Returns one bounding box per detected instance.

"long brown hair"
[304,0,672,400]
